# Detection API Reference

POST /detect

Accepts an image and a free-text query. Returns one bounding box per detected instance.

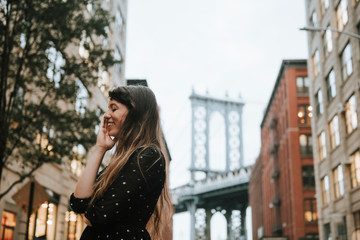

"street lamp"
[300,26,360,40]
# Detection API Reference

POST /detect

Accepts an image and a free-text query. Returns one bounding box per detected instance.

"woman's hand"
[95,114,118,151]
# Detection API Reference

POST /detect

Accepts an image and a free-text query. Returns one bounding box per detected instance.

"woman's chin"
[108,130,119,138]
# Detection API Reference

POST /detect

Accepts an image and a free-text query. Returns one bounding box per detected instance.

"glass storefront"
[0,211,16,240]
[65,211,83,240]
[28,191,59,240]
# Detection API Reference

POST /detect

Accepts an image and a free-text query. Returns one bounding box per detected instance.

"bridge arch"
[210,212,227,240]
[209,111,226,171]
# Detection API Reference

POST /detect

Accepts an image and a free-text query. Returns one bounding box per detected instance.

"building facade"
[249,60,318,239]
[249,155,264,239]
[304,0,360,239]
[0,1,128,239]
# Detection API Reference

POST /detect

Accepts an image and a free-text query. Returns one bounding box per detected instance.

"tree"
[0,0,118,199]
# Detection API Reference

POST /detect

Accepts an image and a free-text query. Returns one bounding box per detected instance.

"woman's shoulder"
[132,145,162,159]
[129,146,164,168]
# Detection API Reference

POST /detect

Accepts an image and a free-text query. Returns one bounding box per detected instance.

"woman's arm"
[73,145,106,198]
[73,114,117,198]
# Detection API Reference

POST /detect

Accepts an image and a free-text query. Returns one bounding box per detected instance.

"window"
[79,31,92,60]
[36,126,54,156]
[354,210,360,239]
[302,166,315,188]
[315,89,324,116]
[86,3,94,15]
[298,105,312,126]
[324,223,331,240]
[114,47,122,72]
[12,87,24,128]
[65,211,83,240]
[321,175,330,204]
[321,0,329,15]
[103,26,109,47]
[28,198,59,240]
[337,0,348,31]
[345,95,358,134]
[329,115,340,149]
[116,9,123,31]
[0,211,16,240]
[326,69,336,102]
[318,131,327,161]
[350,150,360,188]
[46,43,65,88]
[20,32,26,49]
[333,164,344,198]
[304,198,318,223]
[340,43,353,81]
[98,67,110,94]
[296,76,309,95]
[311,11,318,27]
[312,50,320,77]
[300,134,313,156]
[337,216,347,240]
[325,69,336,102]
[75,78,89,116]
[310,11,318,38]
[323,27,333,55]
[71,144,86,177]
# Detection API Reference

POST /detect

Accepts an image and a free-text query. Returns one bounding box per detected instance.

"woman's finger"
[100,115,106,129]
[104,117,108,130]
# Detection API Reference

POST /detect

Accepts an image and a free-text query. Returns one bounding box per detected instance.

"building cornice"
[260,59,307,128]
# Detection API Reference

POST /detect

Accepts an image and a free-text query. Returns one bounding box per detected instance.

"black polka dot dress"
[70,147,166,240]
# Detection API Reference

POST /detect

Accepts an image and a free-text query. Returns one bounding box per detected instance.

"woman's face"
[104,99,129,137]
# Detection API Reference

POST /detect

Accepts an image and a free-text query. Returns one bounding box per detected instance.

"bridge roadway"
[172,166,251,212]
[171,166,252,239]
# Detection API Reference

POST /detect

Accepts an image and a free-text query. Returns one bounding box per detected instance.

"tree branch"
[6,2,33,124]
[0,1,12,115]
[0,163,42,199]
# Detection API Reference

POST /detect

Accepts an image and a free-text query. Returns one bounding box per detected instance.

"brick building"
[249,59,318,239]
[304,0,360,239]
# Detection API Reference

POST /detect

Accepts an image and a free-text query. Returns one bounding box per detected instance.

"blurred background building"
[0,1,128,239]
[249,60,318,239]
[304,0,360,239]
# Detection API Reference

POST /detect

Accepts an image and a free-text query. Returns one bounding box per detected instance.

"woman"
[70,86,172,239]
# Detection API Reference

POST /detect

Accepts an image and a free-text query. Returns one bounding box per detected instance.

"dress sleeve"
[84,146,166,226]
[69,193,91,214]
[69,168,107,214]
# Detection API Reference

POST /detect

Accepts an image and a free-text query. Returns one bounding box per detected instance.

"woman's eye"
[112,109,117,112]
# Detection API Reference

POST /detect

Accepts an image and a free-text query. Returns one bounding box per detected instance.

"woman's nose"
[104,112,111,119]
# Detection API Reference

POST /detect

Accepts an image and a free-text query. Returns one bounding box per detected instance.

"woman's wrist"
[94,144,109,153]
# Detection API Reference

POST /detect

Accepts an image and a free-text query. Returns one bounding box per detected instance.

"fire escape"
[269,116,282,235]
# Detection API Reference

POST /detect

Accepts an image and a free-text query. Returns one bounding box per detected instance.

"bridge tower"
[190,90,245,182]
[185,90,247,240]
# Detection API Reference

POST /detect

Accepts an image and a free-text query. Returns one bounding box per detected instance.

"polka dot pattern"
[70,147,166,239]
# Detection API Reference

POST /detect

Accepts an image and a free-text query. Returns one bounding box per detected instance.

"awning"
[12,180,51,214]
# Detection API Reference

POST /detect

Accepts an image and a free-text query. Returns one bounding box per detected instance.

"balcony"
[269,140,279,154]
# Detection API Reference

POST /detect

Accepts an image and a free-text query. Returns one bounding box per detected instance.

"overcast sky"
[125,0,308,239]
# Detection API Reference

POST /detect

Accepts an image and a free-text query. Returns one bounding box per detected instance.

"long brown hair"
[91,86,172,239]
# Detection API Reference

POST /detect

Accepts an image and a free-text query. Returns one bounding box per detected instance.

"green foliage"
[0,0,116,196]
